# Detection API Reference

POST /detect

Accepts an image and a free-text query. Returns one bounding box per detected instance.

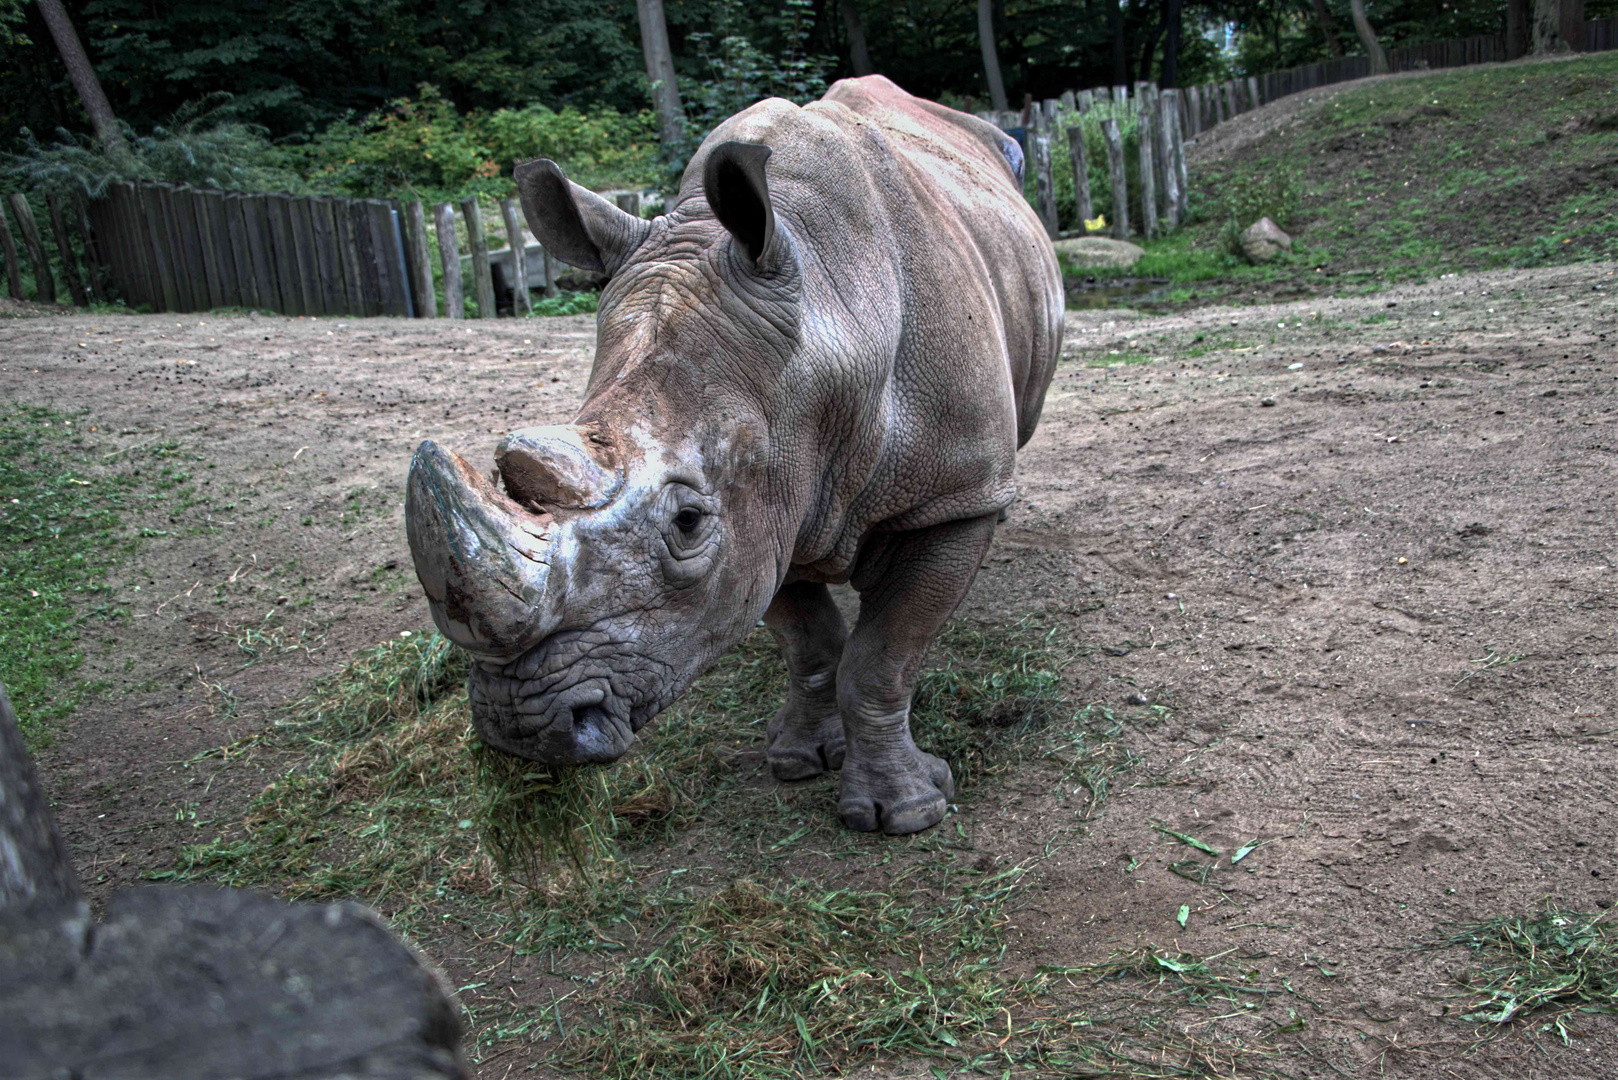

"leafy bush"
[674,0,835,183]
[2,96,298,199]
[482,104,658,192]
[530,290,600,318]
[290,84,659,200]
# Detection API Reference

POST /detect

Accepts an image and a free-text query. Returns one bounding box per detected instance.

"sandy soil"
[1,256,1614,1078]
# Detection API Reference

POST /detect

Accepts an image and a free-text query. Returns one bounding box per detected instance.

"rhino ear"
[702,140,777,267]
[513,158,651,275]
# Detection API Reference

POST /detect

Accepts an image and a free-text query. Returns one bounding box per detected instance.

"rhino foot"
[838,746,954,835]
[766,704,845,780]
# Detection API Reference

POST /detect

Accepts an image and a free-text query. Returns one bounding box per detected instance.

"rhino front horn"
[405,440,563,659]
[496,425,623,510]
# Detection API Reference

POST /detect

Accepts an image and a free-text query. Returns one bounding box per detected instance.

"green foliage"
[289,85,659,199]
[1040,101,1145,236]
[0,405,153,743]
[529,289,600,317]
[3,97,297,199]
[679,0,835,167]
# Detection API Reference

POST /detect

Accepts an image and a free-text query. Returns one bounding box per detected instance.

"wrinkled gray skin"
[405,76,1062,834]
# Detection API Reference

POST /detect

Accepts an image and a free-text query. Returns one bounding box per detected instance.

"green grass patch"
[1124,53,1618,306]
[0,404,163,742]
[1436,909,1618,1038]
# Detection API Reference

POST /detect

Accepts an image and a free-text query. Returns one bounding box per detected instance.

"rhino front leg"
[837,513,999,835]
[763,580,850,780]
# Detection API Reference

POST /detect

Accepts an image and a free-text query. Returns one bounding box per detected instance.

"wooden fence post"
[243,195,282,313]
[308,198,344,316]
[434,203,464,320]
[1166,89,1190,221]
[332,200,366,316]
[45,196,88,306]
[1,200,27,301]
[1247,76,1262,108]
[1137,105,1158,239]
[499,198,530,316]
[1101,118,1129,241]
[7,194,56,304]
[222,195,258,311]
[1112,84,1128,106]
[1158,93,1181,231]
[460,198,496,318]
[288,197,324,316]
[1032,132,1058,238]
[1077,89,1093,112]
[406,201,437,318]
[1067,123,1094,229]
[540,245,559,299]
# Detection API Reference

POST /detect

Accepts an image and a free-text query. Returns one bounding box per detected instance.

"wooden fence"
[0,181,579,319]
[79,183,425,317]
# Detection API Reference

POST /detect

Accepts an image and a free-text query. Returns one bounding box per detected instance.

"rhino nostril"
[572,704,609,730]
[570,704,622,762]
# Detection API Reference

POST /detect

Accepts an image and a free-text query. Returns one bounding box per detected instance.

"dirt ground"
[2,252,1615,1077]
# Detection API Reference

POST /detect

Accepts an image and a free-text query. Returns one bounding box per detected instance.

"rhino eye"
[673,507,703,533]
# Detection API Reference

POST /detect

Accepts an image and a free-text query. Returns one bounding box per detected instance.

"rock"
[1239,217,1292,265]
[1053,236,1145,269]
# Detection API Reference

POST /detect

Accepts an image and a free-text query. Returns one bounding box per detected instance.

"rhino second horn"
[496,425,623,510]
[405,439,560,659]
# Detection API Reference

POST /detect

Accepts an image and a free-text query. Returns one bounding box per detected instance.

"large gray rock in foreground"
[0,680,466,1080]
[1240,217,1292,264]
[1053,236,1145,268]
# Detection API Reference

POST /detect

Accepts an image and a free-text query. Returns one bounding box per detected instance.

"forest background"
[6,0,1611,203]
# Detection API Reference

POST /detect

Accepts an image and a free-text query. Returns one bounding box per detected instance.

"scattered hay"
[171,615,1264,1075]
[1438,909,1618,1035]
[564,872,1029,1080]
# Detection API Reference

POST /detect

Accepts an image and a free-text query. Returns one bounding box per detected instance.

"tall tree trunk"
[977,0,1009,111]
[1350,0,1389,73]
[1108,0,1128,85]
[1138,7,1166,85]
[1310,0,1345,57]
[35,0,124,151]
[1162,0,1183,87]
[636,0,686,156]
[1506,0,1531,58]
[840,0,873,76]
[1533,0,1585,53]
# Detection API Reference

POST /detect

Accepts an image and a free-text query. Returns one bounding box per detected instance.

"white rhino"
[406,76,1062,834]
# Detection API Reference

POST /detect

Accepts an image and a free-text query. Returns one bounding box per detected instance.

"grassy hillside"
[1113,53,1618,304]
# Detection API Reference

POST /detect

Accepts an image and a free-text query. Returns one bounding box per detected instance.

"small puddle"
[1064,276,1171,310]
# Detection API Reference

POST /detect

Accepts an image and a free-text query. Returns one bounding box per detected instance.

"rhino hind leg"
[763,581,850,780]
[836,513,998,835]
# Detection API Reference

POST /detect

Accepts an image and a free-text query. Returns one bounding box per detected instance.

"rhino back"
[684,78,1063,577]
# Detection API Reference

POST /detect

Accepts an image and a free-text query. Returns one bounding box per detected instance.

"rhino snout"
[468,659,642,765]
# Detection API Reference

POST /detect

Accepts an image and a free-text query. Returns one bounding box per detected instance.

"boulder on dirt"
[1239,217,1292,264]
[1053,236,1145,269]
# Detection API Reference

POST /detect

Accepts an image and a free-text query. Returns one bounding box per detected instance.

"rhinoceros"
[405,75,1062,835]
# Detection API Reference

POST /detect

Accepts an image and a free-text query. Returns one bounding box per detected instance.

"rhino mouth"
[467,635,668,765]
